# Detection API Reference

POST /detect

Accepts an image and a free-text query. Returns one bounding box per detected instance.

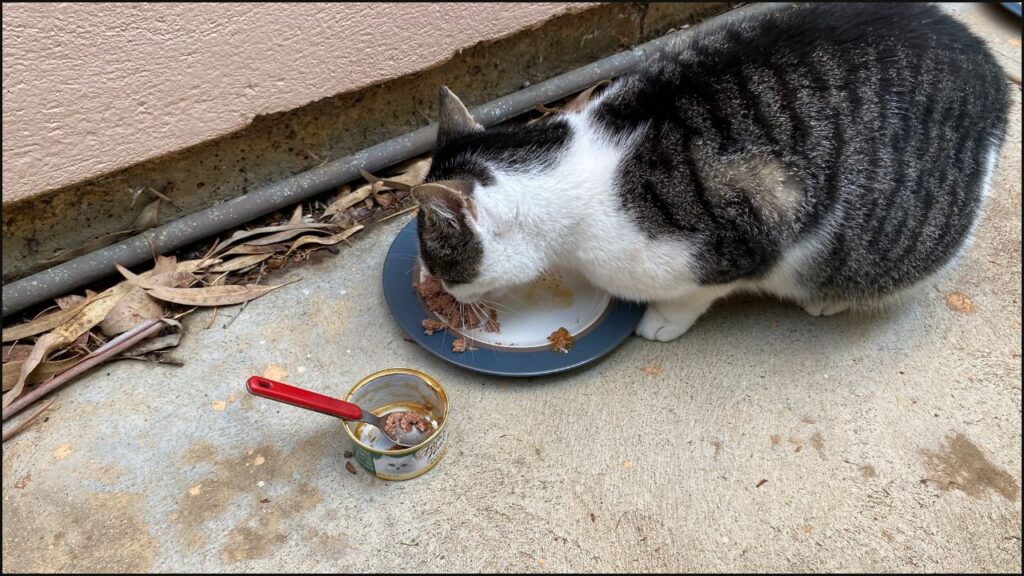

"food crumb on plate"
[548,327,574,353]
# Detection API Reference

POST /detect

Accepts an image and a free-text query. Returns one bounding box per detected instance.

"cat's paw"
[801,302,850,317]
[635,307,694,342]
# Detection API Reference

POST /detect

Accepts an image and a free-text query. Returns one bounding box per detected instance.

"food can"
[342,368,449,481]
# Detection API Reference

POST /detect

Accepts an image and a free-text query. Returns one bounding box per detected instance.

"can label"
[353,427,447,481]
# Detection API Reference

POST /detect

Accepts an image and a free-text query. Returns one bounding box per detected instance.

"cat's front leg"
[635,287,729,342]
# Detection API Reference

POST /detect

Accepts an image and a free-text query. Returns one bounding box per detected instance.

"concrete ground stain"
[172,434,330,553]
[52,443,72,460]
[262,363,288,382]
[859,465,877,479]
[710,440,723,459]
[220,482,324,563]
[75,463,129,486]
[921,433,1020,501]
[181,440,218,465]
[788,437,804,453]
[2,490,156,573]
[810,432,826,460]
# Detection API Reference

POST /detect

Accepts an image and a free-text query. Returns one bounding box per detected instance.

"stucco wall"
[1,2,594,204]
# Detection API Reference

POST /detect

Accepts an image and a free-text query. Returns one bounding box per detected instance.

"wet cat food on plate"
[414,275,500,332]
[548,327,574,353]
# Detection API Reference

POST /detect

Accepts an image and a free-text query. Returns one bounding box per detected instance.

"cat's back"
[589,2,1009,298]
[596,2,1005,136]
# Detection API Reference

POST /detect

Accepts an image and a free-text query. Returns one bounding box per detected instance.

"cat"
[412,2,1010,342]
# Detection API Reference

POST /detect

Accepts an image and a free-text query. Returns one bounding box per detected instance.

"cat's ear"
[413,182,467,224]
[437,86,482,146]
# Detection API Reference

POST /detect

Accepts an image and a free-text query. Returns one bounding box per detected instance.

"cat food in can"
[342,368,448,481]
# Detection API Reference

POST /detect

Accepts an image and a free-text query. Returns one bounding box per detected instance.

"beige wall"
[1,2,594,203]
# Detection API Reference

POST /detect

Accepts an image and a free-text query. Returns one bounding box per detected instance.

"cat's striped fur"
[415,3,1010,341]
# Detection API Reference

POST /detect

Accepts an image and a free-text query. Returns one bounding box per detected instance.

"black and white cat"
[413,3,1010,342]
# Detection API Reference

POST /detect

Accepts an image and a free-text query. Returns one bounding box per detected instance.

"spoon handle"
[246,376,363,421]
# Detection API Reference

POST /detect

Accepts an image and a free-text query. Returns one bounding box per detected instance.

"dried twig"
[223,262,266,329]
[2,398,58,443]
[1,319,166,422]
[206,306,219,329]
[378,204,419,222]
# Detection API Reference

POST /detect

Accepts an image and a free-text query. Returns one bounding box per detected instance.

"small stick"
[1,319,165,422]
[378,205,419,222]
[223,262,266,329]
[1,398,58,443]
[206,306,219,329]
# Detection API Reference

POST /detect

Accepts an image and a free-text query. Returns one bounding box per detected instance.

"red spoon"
[245,376,432,447]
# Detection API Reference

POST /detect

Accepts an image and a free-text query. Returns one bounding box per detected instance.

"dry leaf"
[324,182,379,217]
[41,229,136,265]
[3,354,83,392]
[122,332,182,356]
[99,287,164,336]
[215,223,336,254]
[55,295,86,310]
[114,263,193,292]
[374,191,398,208]
[132,199,161,230]
[359,168,415,192]
[385,157,431,187]
[240,226,336,248]
[211,253,273,273]
[561,80,611,113]
[219,244,286,257]
[3,344,34,362]
[288,204,303,225]
[141,282,287,307]
[2,333,64,408]
[285,225,365,256]
[2,297,97,342]
[101,258,194,335]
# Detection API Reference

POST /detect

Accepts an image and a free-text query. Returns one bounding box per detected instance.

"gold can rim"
[342,367,448,456]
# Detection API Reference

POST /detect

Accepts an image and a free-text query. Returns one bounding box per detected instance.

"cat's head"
[413,87,551,303]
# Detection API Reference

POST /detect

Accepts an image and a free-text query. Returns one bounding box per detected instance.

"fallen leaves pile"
[1,157,431,442]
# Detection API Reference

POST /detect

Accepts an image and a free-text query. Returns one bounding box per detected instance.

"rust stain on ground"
[788,437,803,453]
[770,434,781,447]
[2,490,156,572]
[859,464,877,479]
[801,416,816,425]
[172,434,331,554]
[810,432,826,460]
[920,433,1020,501]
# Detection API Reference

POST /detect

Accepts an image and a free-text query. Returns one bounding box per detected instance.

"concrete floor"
[2,3,1021,573]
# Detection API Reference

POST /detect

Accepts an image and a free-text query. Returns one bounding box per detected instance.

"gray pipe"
[2,3,771,318]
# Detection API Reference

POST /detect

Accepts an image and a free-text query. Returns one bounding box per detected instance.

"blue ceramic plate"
[383,219,645,377]
[1003,2,1022,17]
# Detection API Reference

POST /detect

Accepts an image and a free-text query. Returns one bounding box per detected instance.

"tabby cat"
[413,3,1009,341]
